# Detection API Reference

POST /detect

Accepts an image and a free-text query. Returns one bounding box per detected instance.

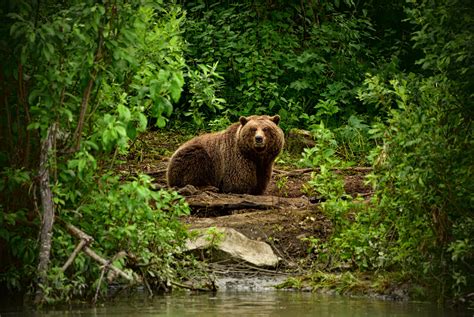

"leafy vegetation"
[0,0,472,306]
[1,0,191,303]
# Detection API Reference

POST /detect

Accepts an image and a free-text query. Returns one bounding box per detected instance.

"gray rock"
[185,227,279,267]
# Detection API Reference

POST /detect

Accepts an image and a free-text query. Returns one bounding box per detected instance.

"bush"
[0,1,191,302]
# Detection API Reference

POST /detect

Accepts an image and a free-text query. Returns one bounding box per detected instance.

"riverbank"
[115,131,427,302]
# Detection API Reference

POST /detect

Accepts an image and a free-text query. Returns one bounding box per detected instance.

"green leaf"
[156,116,166,128]
[117,104,131,122]
[138,113,147,131]
[157,96,173,117]
[126,124,137,139]
[27,122,41,130]
[170,72,184,102]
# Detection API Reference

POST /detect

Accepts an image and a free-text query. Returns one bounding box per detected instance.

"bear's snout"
[255,135,264,144]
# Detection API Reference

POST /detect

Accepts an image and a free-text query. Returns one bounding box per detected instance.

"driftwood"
[35,123,57,304]
[184,192,308,214]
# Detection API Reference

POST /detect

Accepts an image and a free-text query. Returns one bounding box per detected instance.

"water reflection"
[1,291,470,317]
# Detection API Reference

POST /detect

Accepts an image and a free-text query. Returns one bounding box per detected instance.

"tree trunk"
[34,123,57,304]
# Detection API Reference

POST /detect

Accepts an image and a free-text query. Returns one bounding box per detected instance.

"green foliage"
[299,122,342,168]
[184,63,226,128]
[204,227,225,248]
[1,0,472,305]
[363,74,472,301]
[302,166,346,201]
[334,115,374,165]
[1,1,191,301]
[180,1,379,127]
[49,174,190,301]
[293,0,473,304]
[323,71,472,301]
[275,175,289,197]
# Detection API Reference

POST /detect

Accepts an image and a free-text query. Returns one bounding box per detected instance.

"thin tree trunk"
[34,123,57,304]
[71,75,95,152]
[69,29,103,154]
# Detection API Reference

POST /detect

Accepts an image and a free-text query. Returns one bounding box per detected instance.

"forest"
[0,0,472,306]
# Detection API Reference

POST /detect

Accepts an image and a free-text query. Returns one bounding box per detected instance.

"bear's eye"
[250,127,257,132]
[262,127,269,132]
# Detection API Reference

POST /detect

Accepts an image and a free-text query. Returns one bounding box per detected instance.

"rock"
[286,128,315,155]
[185,227,279,267]
[177,184,199,196]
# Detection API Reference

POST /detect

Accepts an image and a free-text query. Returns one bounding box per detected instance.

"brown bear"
[167,115,284,195]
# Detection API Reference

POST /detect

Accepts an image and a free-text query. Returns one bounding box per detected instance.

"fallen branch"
[141,271,154,298]
[85,243,135,282]
[61,239,88,272]
[63,221,93,241]
[273,168,313,176]
[62,222,137,283]
[273,166,372,177]
[145,168,167,179]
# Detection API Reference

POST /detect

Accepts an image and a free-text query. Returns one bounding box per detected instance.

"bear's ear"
[239,116,248,126]
[271,115,280,125]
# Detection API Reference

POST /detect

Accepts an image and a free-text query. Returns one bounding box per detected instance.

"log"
[185,192,308,213]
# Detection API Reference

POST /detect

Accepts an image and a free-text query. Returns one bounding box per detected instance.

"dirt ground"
[120,131,373,265]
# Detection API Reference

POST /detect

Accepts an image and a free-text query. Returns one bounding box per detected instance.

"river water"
[1,291,470,317]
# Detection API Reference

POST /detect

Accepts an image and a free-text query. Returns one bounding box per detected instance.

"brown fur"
[167,115,284,195]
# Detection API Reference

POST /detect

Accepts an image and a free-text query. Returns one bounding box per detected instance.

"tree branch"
[62,222,137,283]
[61,239,88,272]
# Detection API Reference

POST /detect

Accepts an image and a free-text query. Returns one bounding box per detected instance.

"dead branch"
[70,74,96,152]
[93,264,107,305]
[63,222,94,243]
[273,168,313,176]
[273,166,373,177]
[141,271,154,298]
[85,245,135,282]
[146,168,167,178]
[94,251,130,304]
[63,222,137,283]
[106,251,128,282]
[61,239,88,272]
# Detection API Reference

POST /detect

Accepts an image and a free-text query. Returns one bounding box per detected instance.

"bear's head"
[237,115,284,159]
